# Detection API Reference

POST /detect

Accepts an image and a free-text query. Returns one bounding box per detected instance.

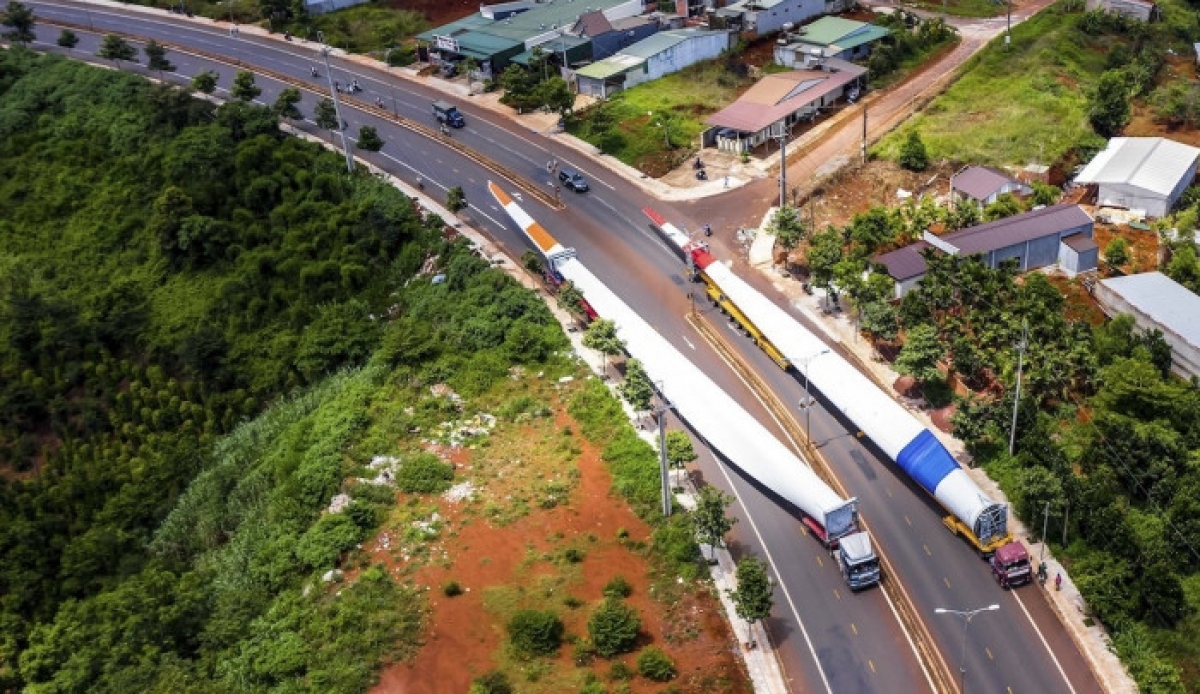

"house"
[574,29,733,98]
[704,58,866,152]
[1085,0,1160,21]
[417,0,645,76]
[1073,137,1200,217]
[874,204,1098,298]
[575,12,660,61]
[721,0,824,37]
[950,166,1032,207]
[1094,272,1200,381]
[304,0,368,14]
[774,17,890,66]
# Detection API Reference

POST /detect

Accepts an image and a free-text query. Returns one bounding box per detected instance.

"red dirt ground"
[370,408,750,694]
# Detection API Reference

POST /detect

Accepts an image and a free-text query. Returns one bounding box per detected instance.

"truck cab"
[837,531,881,591]
[433,100,465,128]
[990,541,1032,589]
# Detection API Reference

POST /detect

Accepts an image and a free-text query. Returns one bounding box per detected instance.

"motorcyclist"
[310,66,319,78]
[351,79,361,92]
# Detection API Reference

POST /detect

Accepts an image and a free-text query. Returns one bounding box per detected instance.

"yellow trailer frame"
[942,515,1013,556]
[702,278,791,370]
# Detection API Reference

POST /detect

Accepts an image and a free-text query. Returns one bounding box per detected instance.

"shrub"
[636,646,677,681]
[609,660,634,681]
[573,638,597,666]
[507,609,565,657]
[469,671,513,694]
[563,547,587,563]
[588,599,641,657]
[396,452,454,494]
[898,130,928,172]
[294,513,362,569]
[443,580,463,597]
[603,575,633,599]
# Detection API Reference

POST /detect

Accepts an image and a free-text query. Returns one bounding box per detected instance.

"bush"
[507,609,565,657]
[469,671,513,694]
[443,580,463,597]
[636,646,677,681]
[609,660,634,681]
[898,130,928,171]
[563,547,587,563]
[294,513,363,569]
[588,599,641,657]
[573,638,597,666]
[396,452,454,494]
[603,575,633,599]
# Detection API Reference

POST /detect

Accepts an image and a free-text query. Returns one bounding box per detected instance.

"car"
[558,169,588,192]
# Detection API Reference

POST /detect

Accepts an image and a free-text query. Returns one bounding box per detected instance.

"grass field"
[874,6,1109,167]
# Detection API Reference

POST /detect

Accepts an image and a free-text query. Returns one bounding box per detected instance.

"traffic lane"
[797,389,1093,694]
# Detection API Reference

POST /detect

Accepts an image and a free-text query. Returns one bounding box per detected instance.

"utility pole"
[1008,320,1028,456]
[654,383,673,517]
[1006,0,1012,47]
[861,104,868,164]
[1040,501,1050,564]
[774,127,788,209]
[318,31,355,174]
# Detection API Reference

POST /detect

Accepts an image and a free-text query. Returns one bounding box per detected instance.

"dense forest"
[0,47,573,691]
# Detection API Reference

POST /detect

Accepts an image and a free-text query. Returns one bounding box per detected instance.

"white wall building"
[1094,272,1200,381]
[1074,137,1200,218]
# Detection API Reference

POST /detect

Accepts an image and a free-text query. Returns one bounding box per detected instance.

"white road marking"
[682,335,695,350]
[1011,591,1077,694]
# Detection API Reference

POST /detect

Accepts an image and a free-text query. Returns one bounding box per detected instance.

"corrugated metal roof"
[1099,272,1200,346]
[946,204,1093,255]
[621,30,690,58]
[874,241,931,281]
[1075,137,1200,197]
[952,166,1016,201]
[420,0,633,47]
[792,17,888,47]
[705,59,865,132]
[574,53,644,78]
[1063,234,1098,252]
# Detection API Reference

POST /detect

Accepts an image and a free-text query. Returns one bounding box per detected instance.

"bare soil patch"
[371,402,750,694]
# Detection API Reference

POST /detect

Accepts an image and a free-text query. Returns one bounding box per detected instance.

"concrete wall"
[591,23,660,60]
[1058,239,1099,274]
[745,0,824,35]
[981,220,1093,271]
[1096,182,1170,217]
[626,32,731,87]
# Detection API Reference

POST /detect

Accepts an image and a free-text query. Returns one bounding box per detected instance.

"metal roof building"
[774,17,890,66]
[1094,272,1200,381]
[950,166,1031,206]
[574,29,732,97]
[874,204,1098,297]
[1074,137,1200,217]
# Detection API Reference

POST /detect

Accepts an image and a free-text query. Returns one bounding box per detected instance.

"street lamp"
[797,348,830,443]
[653,381,675,517]
[773,126,789,209]
[317,31,355,174]
[934,604,1000,693]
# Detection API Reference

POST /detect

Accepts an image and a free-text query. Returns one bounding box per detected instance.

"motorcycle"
[695,169,707,181]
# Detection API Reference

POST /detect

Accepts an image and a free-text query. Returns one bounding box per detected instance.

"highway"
[15,5,1102,692]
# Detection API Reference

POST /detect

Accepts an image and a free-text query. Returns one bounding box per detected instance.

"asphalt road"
[16,5,1102,692]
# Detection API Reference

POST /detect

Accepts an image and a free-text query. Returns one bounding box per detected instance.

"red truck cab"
[990,541,1032,589]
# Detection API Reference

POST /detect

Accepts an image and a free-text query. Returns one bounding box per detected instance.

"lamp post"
[773,126,789,209]
[1007,320,1028,456]
[384,47,400,117]
[317,31,355,174]
[797,348,830,443]
[934,604,1000,693]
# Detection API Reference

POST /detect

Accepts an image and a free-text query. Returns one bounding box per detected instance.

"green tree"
[806,228,843,297]
[1150,81,1200,128]
[97,34,136,67]
[582,318,625,375]
[470,671,513,694]
[1090,69,1131,137]
[538,76,576,116]
[693,485,737,562]
[313,97,339,140]
[636,646,676,681]
[144,39,175,75]
[272,87,303,120]
[946,199,980,230]
[506,609,564,657]
[1165,243,1200,293]
[1104,237,1129,270]
[1031,182,1061,207]
[898,130,929,171]
[860,300,898,342]
[356,125,384,151]
[618,358,654,412]
[446,186,468,213]
[983,193,1023,221]
[191,70,218,94]
[895,323,944,385]
[1,1,35,45]
[231,70,261,102]
[587,599,641,657]
[665,430,696,470]
[56,28,78,51]
[771,205,807,252]
[557,281,585,318]
[729,557,773,648]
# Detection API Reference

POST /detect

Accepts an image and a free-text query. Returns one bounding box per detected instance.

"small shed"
[1084,0,1160,21]
[950,166,1032,207]
[1074,137,1200,217]
[1058,234,1099,276]
[1094,272,1200,381]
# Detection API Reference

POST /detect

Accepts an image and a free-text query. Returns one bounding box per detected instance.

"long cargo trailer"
[646,208,1013,556]
[490,183,879,582]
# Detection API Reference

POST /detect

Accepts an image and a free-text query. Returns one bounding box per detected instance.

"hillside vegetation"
[0,47,573,691]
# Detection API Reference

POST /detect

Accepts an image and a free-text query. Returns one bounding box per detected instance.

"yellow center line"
[904,515,912,526]
[986,647,994,660]
[869,660,877,673]
[923,544,932,556]
[833,588,842,600]
[943,577,952,589]
[851,623,858,635]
